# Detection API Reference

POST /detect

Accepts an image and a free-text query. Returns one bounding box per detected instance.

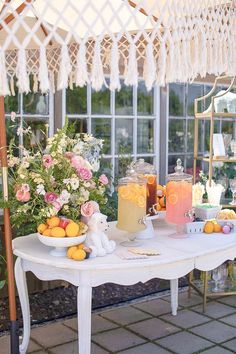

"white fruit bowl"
[37,233,86,257]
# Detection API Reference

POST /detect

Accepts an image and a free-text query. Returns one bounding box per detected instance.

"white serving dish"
[194,204,222,220]
[37,233,86,257]
[185,221,205,234]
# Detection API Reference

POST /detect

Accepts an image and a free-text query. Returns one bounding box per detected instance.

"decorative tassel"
[33,73,38,93]
[124,42,138,86]
[38,45,50,93]
[57,44,72,90]
[0,49,10,96]
[10,76,15,96]
[76,41,89,87]
[69,72,73,90]
[91,39,105,92]
[49,71,55,94]
[110,40,120,91]
[16,47,30,93]
[167,39,175,82]
[143,42,156,91]
[157,41,166,86]
[199,33,207,77]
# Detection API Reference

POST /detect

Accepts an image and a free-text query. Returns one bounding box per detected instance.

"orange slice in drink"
[167,193,178,205]
[146,175,156,185]
[137,195,146,208]
[119,186,131,200]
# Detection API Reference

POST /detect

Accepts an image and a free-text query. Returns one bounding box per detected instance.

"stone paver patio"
[1,289,236,353]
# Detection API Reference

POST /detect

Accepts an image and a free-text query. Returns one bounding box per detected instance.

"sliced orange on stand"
[137,195,146,208]
[146,175,156,185]
[167,193,178,205]
[119,186,131,200]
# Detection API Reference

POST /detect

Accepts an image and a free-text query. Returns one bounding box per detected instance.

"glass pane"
[23,118,48,150]
[115,156,133,179]
[168,155,185,174]
[6,117,19,148]
[137,81,154,115]
[100,158,112,177]
[23,93,49,115]
[187,84,203,116]
[187,119,194,152]
[91,118,111,154]
[66,86,87,114]
[92,82,110,114]
[5,93,19,114]
[137,119,154,153]
[68,118,88,134]
[204,85,213,111]
[115,118,133,154]
[169,83,184,116]
[169,119,185,152]
[186,156,201,176]
[222,121,234,135]
[115,80,133,115]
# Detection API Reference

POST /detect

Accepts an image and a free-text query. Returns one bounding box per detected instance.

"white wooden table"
[13,220,236,354]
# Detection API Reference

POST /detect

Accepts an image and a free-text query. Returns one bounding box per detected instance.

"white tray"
[185,221,205,234]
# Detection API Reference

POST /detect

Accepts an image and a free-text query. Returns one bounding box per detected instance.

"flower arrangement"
[1,119,109,235]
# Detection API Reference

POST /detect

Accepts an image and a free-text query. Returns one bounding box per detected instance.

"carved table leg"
[77,282,92,354]
[170,278,178,316]
[14,257,30,354]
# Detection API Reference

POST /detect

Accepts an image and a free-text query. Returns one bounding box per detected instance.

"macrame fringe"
[33,73,38,93]
[76,41,89,87]
[109,40,120,91]
[16,48,30,93]
[0,49,10,96]
[124,42,138,86]
[143,42,156,91]
[91,40,105,92]
[39,46,50,93]
[157,41,166,87]
[10,76,15,96]
[57,44,72,91]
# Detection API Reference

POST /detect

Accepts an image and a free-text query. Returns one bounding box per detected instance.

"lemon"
[72,249,86,261]
[50,226,66,237]
[37,223,47,234]
[65,222,80,237]
[67,246,78,259]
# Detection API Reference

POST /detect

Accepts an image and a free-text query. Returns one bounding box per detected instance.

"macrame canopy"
[0,0,235,95]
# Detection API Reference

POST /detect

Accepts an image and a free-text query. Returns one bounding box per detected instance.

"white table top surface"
[12,220,236,271]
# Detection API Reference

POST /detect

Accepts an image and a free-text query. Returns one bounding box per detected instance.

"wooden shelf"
[195,112,236,119]
[194,156,236,163]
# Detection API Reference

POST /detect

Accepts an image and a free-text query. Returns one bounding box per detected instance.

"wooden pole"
[0,96,19,354]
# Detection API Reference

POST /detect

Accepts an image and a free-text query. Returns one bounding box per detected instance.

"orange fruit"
[78,243,85,249]
[65,222,80,237]
[167,193,178,205]
[47,216,60,228]
[37,223,47,234]
[159,196,165,207]
[42,228,51,236]
[213,223,222,233]
[156,184,164,197]
[67,246,78,259]
[72,249,86,261]
[50,226,66,237]
[204,221,214,234]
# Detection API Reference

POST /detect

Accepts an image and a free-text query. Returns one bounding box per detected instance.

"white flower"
[21,158,30,168]
[63,178,70,185]
[70,178,79,190]
[36,184,45,195]
[19,174,26,179]
[34,178,44,184]
[17,127,24,136]
[59,190,70,204]
[10,111,16,122]
[79,187,89,202]
[8,156,19,167]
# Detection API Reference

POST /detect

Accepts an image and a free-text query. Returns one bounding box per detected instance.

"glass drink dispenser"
[166,159,193,237]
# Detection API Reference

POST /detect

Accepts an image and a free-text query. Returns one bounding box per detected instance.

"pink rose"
[21,183,30,192]
[89,181,96,189]
[16,190,30,202]
[64,152,74,160]
[51,200,62,211]
[99,174,108,185]
[71,156,87,170]
[78,167,92,180]
[43,155,54,169]
[81,201,99,218]
[44,192,58,204]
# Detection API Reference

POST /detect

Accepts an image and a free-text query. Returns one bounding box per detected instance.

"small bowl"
[37,233,86,257]
[194,204,222,220]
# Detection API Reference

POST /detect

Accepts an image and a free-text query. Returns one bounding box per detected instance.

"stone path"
[1,290,236,353]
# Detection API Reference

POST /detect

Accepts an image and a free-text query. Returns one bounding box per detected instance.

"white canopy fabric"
[0,0,235,95]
